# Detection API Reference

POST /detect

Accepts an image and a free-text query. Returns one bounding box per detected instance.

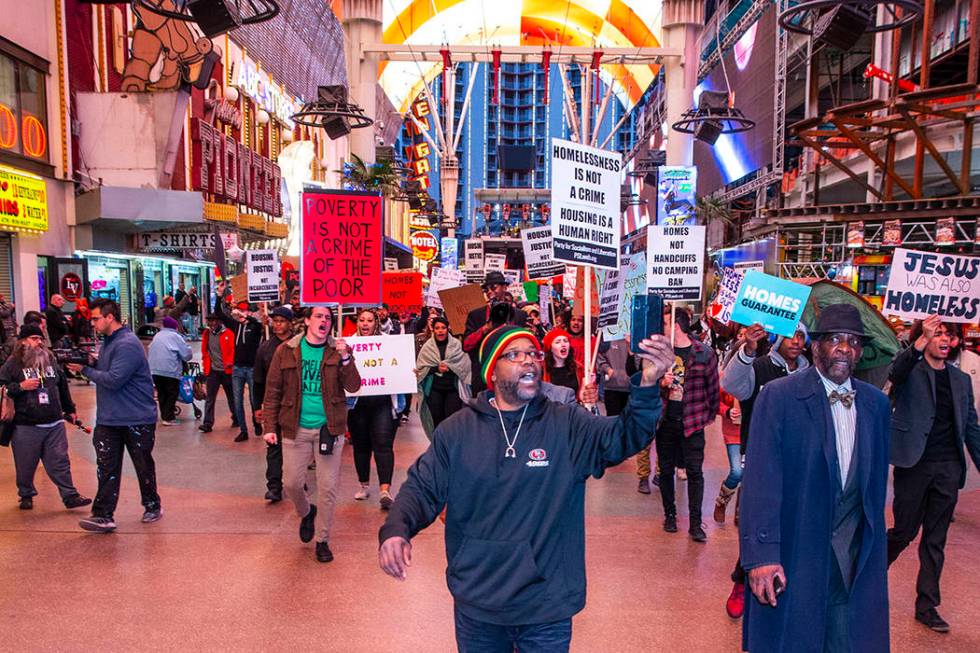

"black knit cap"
[18,323,44,340]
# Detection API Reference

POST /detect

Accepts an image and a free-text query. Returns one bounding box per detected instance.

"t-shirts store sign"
[550,138,622,270]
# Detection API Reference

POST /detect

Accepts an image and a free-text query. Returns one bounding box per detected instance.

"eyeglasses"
[826,334,862,348]
[499,349,545,363]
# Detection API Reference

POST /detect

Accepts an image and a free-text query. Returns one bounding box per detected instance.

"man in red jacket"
[200,314,235,433]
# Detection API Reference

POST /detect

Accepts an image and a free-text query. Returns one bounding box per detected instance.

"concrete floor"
[0,382,978,652]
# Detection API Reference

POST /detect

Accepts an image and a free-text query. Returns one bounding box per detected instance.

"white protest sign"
[713,267,743,324]
[883,248,980,323]
[597,268,623,329]
[485,253,507,271]
[425,268,466,309]
[245,249,280,302]
[539,284,553,326]
[521,225,566,280]
[501,269,524,301]
[563,266,577,299]
[465,240,484,270]
[734,260,765,275]
[601,252,646,341]
[383,258,399,271]
[346,334,418,396]
[646,225,705,301]
[550,138,622,270]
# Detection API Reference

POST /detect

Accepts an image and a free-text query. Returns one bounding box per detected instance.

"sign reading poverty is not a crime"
[301,190,382,306]
[730,270,812,338]
[883,248,980,322]
[550,138,622,270]
[521,225,566,280]
[345,334,417,396]
[646,225,705,301]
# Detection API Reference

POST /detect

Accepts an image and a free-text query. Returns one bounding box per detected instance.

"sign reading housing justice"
[300,190,383,306]
[550,138,622,270]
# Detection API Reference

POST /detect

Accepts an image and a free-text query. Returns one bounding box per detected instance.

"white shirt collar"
[816,369,853,395]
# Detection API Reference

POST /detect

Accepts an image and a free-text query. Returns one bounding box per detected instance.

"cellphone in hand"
[630,293,665,355]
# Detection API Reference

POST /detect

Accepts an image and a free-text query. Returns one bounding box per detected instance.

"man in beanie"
[0,324,90,511]
[740,303,891,653]
[720,322,809,618]
[253,305,295,502]
[379,325,675,650]
[147,316,192,425]
[462,271,528,395]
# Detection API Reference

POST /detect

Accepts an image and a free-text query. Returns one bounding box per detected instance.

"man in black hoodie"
[252,305,294,502]
[379,325,674,650]
[0,324,90,511]
[215,280,265,442]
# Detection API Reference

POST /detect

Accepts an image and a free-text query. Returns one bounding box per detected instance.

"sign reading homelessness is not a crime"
[550,138,622,270]
[301,189,383,306]
[883,248,980,322]
[730,270,812,338]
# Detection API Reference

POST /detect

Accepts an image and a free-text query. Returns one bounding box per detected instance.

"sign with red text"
[301,190,383,306]
[382,271,423,316]
[345,334,417,396]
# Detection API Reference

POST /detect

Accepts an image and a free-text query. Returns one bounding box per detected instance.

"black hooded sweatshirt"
[379,374,662,626]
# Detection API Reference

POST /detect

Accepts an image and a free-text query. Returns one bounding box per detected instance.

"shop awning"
[75,186,204,232]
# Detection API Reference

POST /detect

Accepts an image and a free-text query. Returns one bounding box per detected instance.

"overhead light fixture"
[778,0,921,49]
[671,90,755,145]
[133,0,280,37]
[292,85,373,141]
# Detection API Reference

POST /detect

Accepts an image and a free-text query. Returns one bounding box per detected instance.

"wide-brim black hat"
[482,271,507,288]
[808,303,872,342]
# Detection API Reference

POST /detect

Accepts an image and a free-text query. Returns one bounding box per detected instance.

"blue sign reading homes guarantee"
[730,270,812,338]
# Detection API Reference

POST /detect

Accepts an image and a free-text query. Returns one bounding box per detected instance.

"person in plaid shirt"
[656,306,720,542]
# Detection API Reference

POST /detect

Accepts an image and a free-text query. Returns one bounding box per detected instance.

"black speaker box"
[187,0,243,37]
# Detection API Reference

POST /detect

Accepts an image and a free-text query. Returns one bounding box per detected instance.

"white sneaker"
[354,485,370,500]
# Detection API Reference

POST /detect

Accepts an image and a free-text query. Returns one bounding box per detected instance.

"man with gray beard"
[0,324,90,511]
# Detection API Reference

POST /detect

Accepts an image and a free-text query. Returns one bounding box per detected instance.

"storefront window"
[0,52,48,161]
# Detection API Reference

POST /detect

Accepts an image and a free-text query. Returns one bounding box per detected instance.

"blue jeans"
[723,443,743,489]
[454,607,572,653]
[232,365,254,435]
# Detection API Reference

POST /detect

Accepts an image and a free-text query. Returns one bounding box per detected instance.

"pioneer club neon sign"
[191,118,282,216]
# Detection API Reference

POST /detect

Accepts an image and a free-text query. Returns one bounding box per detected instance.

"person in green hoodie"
[378,325,675,651]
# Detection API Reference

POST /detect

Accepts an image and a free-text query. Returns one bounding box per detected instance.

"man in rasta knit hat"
[378,325,675,651]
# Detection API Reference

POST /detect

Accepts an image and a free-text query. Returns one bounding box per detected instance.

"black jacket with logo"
[214,297,265,367]
[0,357,76,425]
[379,375,662,626]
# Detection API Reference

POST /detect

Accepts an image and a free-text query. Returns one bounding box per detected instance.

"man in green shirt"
[262,306,361,562]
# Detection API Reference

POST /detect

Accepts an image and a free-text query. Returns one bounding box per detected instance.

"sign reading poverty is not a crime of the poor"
[245,249,280,302]
[550,138,622,270]
[646,225,705,301]
[301,189,382,306]
[883,248,980,323]
[521,225,566,280]
[730,270,812,338]
[345,334,417,396]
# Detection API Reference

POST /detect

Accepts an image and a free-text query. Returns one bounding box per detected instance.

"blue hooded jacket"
[83,326,158,426]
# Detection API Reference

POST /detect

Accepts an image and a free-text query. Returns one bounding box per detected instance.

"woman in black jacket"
[0,324,90,511]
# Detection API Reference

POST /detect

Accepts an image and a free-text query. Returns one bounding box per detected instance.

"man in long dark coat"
[740,304,891,652]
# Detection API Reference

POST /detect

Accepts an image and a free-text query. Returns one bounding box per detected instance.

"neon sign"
[0,104,47,159]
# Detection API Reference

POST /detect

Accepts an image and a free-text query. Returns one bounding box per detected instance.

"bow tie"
[829,390,855,409]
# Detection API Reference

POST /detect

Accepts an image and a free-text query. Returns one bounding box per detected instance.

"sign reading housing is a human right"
[883,248,980,322]
[550,138,622,270]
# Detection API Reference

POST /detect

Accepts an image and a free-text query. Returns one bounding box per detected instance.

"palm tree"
[338,154,402,198]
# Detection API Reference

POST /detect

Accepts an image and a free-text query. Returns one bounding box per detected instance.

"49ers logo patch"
[527,448,549,467]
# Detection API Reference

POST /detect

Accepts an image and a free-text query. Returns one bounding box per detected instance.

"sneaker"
[264,489,282,503]
[18,496,33,510]
[354,485,370,501]
[677,468,688,481]
[315,540,334,563]
[234,432,248,443]
[689,524,708,542]
[726,582,745,619]
[64,495,92,510]
[79,515,117,533]
[663,514,678,533]
[915,608,950,633]
[299,505,317,543]
[651,473,661,488]
[161,420,177,426]
[198,425,212,433]
[142,508,163,523]
[637,478,651,494]
[399,415,409,425]
[379,490,394,510]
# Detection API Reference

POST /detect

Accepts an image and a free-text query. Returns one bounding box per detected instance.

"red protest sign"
[301,190,383,305]
[382,271,423,317]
